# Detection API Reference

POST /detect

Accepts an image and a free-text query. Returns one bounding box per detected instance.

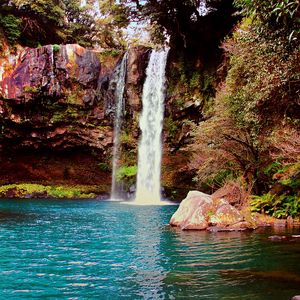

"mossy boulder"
[170,190,256,231]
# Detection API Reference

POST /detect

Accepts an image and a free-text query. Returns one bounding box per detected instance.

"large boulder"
[170,191,256,231]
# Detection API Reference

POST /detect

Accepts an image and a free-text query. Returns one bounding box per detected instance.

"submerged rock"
[170,191,256,231]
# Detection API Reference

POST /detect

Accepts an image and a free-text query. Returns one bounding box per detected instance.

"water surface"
[0,199,299,299]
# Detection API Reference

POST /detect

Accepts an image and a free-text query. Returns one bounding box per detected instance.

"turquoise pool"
[0,199,299,299]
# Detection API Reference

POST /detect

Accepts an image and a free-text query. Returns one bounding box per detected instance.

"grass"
[0,183,100,199]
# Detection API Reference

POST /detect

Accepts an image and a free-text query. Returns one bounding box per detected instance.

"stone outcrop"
[0,44,113,152]
[126,46,151,111]
[0,43,149,187]
[0,44,100,105]
[170,191,256,231]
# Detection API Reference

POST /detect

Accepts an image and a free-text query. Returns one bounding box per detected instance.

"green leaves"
[0,0,99,46]
[234,0,300,44]
[116,165,137,182]
[251,193,300,218]
[0,14,21,45]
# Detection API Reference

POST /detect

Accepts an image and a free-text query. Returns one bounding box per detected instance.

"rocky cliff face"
[0,42,198,198]
[0,43,149,189]
[0,44,111,152]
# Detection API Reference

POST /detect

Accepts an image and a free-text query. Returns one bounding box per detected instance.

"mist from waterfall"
[134,48,169,204]
[111,52,128,199]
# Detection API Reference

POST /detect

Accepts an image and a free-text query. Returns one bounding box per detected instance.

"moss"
[24,85,39,94]
[51,111,65,123]
[100,49,121,58]
[164,116,178,139]
[98,162,111,172]
[116,165,137,182]
[120,130,136,145]
[0,184,98,199]
[67,93,81,105]
[53,44,61,52]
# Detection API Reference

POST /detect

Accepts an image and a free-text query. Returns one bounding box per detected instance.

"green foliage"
[116,165,137,182]
[251,193,300,218]
[277,162,300,190]
[0,14,21,45]
[98,162,110,172]
[0,0,102,47]
[53,44,60,52]
[234,0,300,43]
[205,169,236,190]
[225,16,300,132]
[0,184,96,199]
[125,0,236,50]
[100,49,122,58]
[164,116,178,139]
[264,160,283,176]
[24,85,39,94]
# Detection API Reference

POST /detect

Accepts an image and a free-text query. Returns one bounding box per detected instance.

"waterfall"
[111,52,128,199]
[134,48,169,204]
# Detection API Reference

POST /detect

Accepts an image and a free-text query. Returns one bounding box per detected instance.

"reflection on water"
[0,199,299,299]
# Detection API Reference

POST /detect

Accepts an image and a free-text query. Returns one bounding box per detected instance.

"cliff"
[0,41,201,199]
[0,43,150,192]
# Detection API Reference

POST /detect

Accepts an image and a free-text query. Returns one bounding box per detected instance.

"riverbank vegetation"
[0,183,101,199]
[190,0,300,218]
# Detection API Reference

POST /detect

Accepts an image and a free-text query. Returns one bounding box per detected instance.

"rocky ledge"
[170,191,257,231]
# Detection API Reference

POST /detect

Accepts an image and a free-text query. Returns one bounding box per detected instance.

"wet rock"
[170,191,255,231]
[126,46,151,110]
[292,296,300,300]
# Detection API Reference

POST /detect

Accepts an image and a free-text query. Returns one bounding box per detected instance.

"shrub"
[98,163,110,172]
[0,14,22,45]
[251,193,300,218]
[116,165,137,182]
[53,44,61,52]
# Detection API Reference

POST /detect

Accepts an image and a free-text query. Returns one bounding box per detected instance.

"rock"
[170,191,255,231]
[126,46,150,110]
[0,43,152,188]
[287,216,294,227]
[0,44,148,153]
[0,44,100,104]
[292,296,300,300]
[209,204,243,227]
[170,191,211,229]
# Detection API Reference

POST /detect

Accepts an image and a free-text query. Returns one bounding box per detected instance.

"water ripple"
[0,200,300,299]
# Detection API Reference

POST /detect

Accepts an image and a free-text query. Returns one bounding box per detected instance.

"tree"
[122,0,239,55]
[234,0,300,44]
[0,0,99,46]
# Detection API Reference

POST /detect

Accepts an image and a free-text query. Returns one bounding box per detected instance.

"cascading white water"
[111,52,128,199]
[134,48,169,204]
